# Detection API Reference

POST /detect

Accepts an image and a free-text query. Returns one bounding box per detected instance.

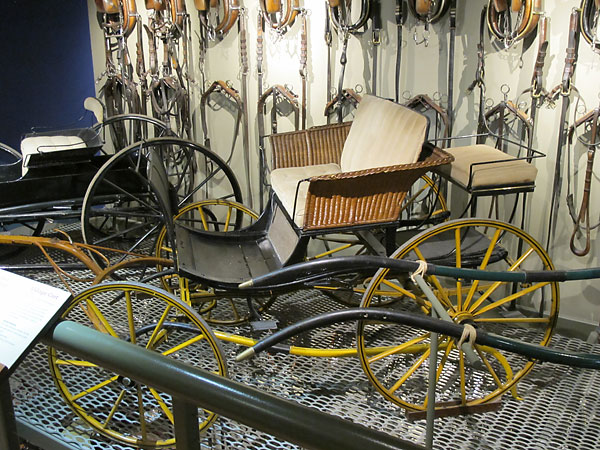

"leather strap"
[447,0,456,134]
[546,8,581,253]
[300,11,308,130]
[239,10,252,207]
[200,80,244,166]
[395,0,404,103]
[325,3,333,122]
[568,108,599,256]
[371,0,382,96]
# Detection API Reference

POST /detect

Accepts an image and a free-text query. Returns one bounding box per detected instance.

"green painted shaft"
[46,321,424,450]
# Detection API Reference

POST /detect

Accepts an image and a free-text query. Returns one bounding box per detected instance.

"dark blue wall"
[0,0,96,152]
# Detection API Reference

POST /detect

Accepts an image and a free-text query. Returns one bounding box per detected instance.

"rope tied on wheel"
[457,323,477,348]
[409,259,428,284]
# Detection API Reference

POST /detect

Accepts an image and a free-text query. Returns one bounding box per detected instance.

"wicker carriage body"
[269,122,454,232]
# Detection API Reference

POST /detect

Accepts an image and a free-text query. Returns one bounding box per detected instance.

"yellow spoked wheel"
[48,282,227,447]
[357,218,559,411]
[156,199,275,325]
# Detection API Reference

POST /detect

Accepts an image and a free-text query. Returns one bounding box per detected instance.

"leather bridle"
[546,8,581,253]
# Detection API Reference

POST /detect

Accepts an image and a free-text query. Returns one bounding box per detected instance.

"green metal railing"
[44,320,424,450]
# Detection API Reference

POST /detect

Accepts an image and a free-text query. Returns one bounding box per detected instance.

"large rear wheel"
[357,218,559,411]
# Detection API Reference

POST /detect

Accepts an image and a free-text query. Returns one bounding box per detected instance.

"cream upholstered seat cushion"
[442,144,537,189]
[21,135,86,176]
[340,95,428,172]
[270,163,341,226]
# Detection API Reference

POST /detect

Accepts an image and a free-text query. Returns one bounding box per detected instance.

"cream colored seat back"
[340,95,429,172]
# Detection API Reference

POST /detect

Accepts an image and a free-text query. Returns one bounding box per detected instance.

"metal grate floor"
[5,226,600,450]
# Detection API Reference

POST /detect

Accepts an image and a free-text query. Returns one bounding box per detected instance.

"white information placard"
[0,270,71,376]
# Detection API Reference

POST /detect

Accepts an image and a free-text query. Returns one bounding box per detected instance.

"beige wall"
[87,0,600,329]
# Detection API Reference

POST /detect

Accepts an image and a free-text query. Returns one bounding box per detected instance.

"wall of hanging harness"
[85,0,600,330]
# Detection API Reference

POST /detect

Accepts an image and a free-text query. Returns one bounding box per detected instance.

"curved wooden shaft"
[0,235,103,276]
[511,0,522,12]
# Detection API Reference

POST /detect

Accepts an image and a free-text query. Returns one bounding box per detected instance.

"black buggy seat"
[163,96,456,291]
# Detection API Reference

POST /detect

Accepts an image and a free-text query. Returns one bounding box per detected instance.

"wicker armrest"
[302,148,453,230]
[270,122,352,169]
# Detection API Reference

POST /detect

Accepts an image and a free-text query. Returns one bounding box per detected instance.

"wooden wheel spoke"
[102,390,126,429]
[55,359,99,368]
[463,229,502,310]
[380,278,416,300]
[85,299,119,338]
[468,247,535,313]
[125,291,137,344]
[475,316,550,324]
[162,334,206,357]
[473,282,549,317]
[224,206,233,231]
[389,347,431,394]
[228,299,241,321]
[99,175,161,215]
[459,346,467,405]
[145,305,172,350]
[455,228,463,310]
[368,332,430,364]
[72,375,119,401]
[475,346,504,389]
[148,387,174,425]
[198,207,208,230]
[136,386,148,442]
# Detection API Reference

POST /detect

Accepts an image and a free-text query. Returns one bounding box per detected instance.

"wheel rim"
[81,138,243,260]
[93,114,172,155]
[48,282,227,447]
[357,218,559,411]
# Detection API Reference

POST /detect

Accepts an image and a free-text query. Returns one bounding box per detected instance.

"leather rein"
[567,106,600,256]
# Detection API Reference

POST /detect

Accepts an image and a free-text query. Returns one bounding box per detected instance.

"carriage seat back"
[19,128,103,177]
[339,95,428,172]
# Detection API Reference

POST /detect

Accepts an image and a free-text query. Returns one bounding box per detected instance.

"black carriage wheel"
[81,137,243,261]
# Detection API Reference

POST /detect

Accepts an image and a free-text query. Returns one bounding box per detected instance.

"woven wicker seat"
[269,95,454,231]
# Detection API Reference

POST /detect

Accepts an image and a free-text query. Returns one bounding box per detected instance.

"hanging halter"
[581,0,600,52]
[487,0,541,48]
